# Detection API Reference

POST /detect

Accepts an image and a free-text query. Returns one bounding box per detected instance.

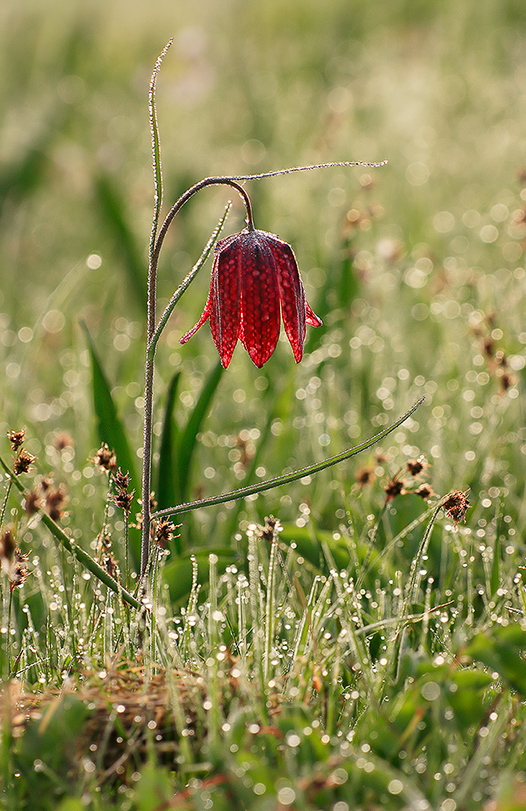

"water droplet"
[277,787,296,805]
[387,779,404,795]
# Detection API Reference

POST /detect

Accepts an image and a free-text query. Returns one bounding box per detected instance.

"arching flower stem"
[139,42,388,579]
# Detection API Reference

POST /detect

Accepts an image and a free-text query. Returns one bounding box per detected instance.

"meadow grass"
[1,1,526,809]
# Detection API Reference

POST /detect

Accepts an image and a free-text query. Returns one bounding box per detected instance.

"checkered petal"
[180,227,322,368]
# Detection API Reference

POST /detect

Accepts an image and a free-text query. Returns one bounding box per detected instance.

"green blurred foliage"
[1,3,526,804]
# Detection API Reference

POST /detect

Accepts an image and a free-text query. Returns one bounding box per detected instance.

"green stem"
[6,588,13,675]
[152,397,425,521]
[150,548,158,665]
[123,511,130,592]
[148,202,231,362]
[0,477,13,527]
[149,40,172,260]
[395,497,447,637]
[207,553,220,749]
[264,526,279,682]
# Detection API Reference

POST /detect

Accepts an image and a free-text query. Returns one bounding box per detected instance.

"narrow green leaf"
[82,323,138,492]
[149,40,173,257]
[153,397,425,521]
[155,371,181,511]
[82,324,141,565]
[447,669,493,728]
[465,624,526,695]
[490,498,503,595]
[279,523,357,572]
[176,360,224,502]
[490,535,500,596]
[163,550,236,603]
[94,173,147,312]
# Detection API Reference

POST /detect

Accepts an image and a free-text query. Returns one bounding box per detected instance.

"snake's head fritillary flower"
[180,228,323,368]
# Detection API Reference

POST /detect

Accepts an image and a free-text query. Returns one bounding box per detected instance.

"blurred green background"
[0,0,525,556]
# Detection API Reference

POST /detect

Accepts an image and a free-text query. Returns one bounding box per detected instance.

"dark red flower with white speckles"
[180,227,323,368]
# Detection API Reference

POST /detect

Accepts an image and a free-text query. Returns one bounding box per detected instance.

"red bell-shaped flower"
[180,228,323,368]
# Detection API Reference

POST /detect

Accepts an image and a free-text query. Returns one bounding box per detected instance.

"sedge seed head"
[93,443,117,473]
[442,489,471,525]
[7,428,26,452]
[13,449,36,476]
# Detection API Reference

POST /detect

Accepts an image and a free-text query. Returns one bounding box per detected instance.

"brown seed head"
[483,337,494,358]
[39,476,53,493]
[93,443,117,473]
[442,489,470,525]
[495,349,507,367]
[13,449,36,476]
[96,531,112,561]
[54,432,74,451]
[0,529,16,565]
[155,519,178,549]
[24,489,41,515]
[499,370,515,393]
[112,489,135,515]
[406,457,428,477]
[114,468,132,491]
[9,547,30,592]
[355,466,375,487]
[384,478,405,502]
[414,483,435,500]
[45,485,67,522]
[7,429,25,452]
[260,515,283,543]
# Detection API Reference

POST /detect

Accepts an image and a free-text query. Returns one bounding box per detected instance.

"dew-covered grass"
[1,1,526,809]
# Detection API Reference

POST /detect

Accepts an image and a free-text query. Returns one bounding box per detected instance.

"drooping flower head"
[180,227,323,368]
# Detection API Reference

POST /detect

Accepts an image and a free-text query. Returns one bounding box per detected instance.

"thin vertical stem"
[395,501,443,637]
[140,350,155,577]
[207,553,220,749]
[6,589,13,675]
[123,512,130,592]
[0,477,13,528]
[264,529,279,682]
[148,38,173,337]
[150,547,159,665]
[141,40,170,579]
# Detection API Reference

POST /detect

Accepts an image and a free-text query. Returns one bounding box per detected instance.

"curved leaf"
[155,371,181,512]
[82,323,138,491]
[176,360,224,502]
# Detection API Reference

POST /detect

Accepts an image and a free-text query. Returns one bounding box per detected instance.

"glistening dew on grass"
[1,24,524,811]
